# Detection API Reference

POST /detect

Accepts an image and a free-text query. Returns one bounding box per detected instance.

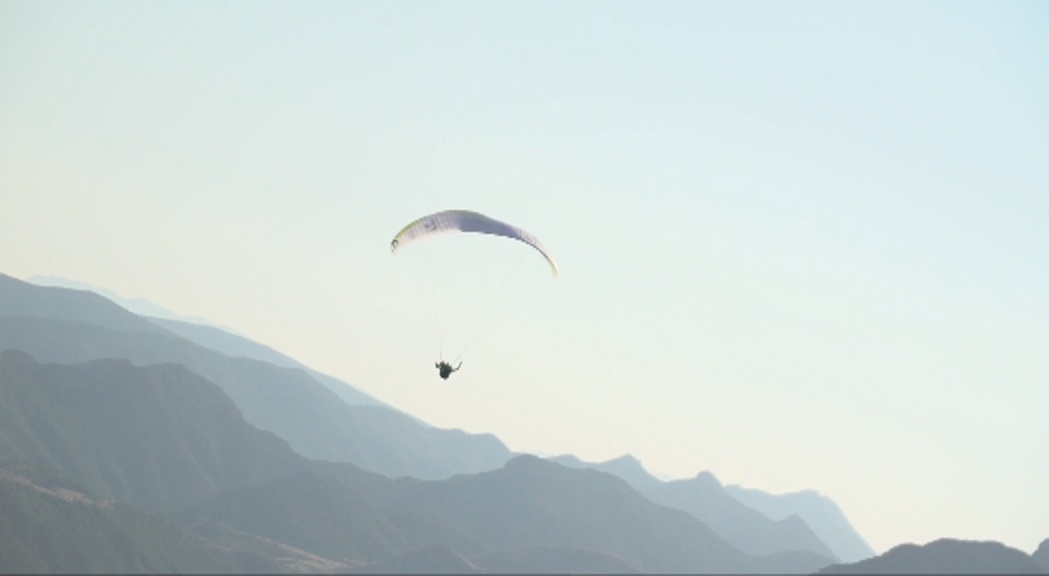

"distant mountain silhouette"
[181,456,722,571]
[725,482,876,562]
[29,274,390,409]
[147,315,391,409]
[386,454,832,573]
[551,453,663,492]
[28,274,218,327]
[818,538,1046,574]
[180,454,834,573]
[1034,539,1049,572]
[0,274,513,479]
[550,454,836,560]
[0,350,305,513]
[0,461,274,573]
[0,272,166,336]
[0,351,836,573]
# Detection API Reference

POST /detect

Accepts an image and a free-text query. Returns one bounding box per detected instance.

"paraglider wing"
[390,210,558,277]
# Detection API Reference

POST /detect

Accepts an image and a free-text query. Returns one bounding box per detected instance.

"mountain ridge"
[0,270,870,573]
[818,538,1046,574]
[726,482,876,562]
[549,453,837,560]
[0,353,833,573]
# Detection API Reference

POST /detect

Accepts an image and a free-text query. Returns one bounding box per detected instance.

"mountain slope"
[185,455,832,573]
[472,545,641,574]
[1034,539,1049,572]
[28,274,218,327]
[551,454,836,559]
[146,315,389,408]
[29,274,391,409]
[0,272,165,336]
[179,470,481,566]
[0,462,274,573]
[389,455,826,573]
[726,482,876,562]
[818,538,1045,574]
[0,349,833,574]
[658,471,834,559]
[0,350,305,514]
[351,544,484,574]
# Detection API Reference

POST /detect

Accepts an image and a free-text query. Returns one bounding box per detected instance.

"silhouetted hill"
[0,350,305,514]
[551,453,663,492]
[0,462,274,573]
[551,454,836,560]
[818,538,1046,574]
[1034,539,1049,572]
[661,471,835,559]
[390,454,829,573]
[726,482,875,562]
[0,310,512,480]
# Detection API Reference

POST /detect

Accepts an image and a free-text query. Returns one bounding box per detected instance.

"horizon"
[3,1,1047,555]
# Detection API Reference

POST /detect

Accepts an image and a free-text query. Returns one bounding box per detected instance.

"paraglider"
[435,359,462,380]
[390,209,557,380]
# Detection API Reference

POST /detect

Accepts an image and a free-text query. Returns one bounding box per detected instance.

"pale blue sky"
[2,1,1047,553]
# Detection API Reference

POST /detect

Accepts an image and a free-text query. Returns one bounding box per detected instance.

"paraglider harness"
[435,359,462,380]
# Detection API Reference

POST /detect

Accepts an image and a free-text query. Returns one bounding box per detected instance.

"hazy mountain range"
[2,271,1043,573]
[551,454,842,561]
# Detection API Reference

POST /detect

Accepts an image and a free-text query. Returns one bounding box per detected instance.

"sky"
[2,0,1047,555]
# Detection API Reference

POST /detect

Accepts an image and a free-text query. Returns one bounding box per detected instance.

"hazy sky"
[2,1,1047,554]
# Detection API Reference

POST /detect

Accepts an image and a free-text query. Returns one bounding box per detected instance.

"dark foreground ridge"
[818,538,1048,574]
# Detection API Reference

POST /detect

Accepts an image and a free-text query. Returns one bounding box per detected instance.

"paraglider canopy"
[390,209,558,277]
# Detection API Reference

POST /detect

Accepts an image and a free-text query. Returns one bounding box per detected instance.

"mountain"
[818,538,1046,574]
[726,482,876,562]
[351,544,483,574]
[0,273,166,336]
[398,455,743,572]
[28,274,218,327]
[0,350,833,573]
[146,316,390,409]
[29,274,392,409]
[549,454,836,560]
[178,470,481,567]
[0,461,275,573]
[386,454,833,573]
[1034,539,1049,572]
[0,350,306,514]
[551,453,663,492]
[188,454,833,573]
[0,273,513,480]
